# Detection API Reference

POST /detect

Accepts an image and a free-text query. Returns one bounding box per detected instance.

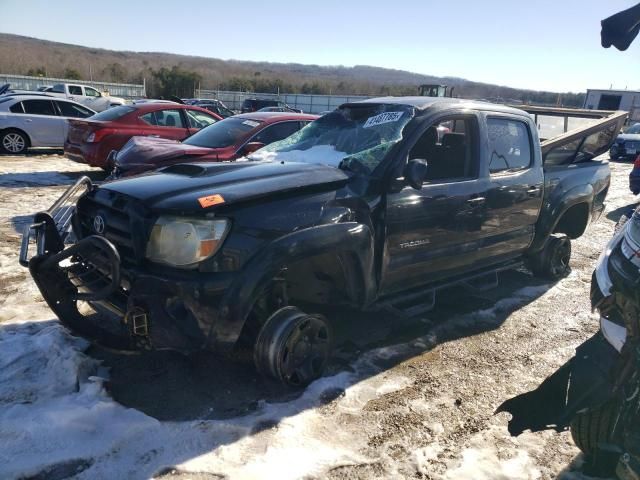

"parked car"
[610,122,640,160]
[42,83,127,112]
[64,102,222,170]
[0,94,96,154]
[183,99,236,118]
[240,98,302,113]
[20,98,625,388]
[257,106,302,113]
[109,112,317,178]
[498,209,640,479]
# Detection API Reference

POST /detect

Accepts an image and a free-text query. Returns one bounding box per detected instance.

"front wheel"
[254,306,333,387]
[1,129,29,154]
[528,234,572,280]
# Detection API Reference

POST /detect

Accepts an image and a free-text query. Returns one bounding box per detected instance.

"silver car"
[0,94,96,154]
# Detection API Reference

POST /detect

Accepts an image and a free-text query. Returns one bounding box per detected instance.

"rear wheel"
[1,129,29,154]
[254,306,333,387]
[528,234,572,280]
[570,400,620,454]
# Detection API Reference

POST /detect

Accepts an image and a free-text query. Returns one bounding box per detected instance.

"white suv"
[0,94,96,154]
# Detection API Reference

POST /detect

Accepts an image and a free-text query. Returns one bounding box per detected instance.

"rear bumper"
[612,143,639,159]
[64,142,107,168]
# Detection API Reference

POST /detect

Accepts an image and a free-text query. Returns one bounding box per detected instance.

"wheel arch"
[210,222,376,351]
[529,184,594,252]
[1,127,32,148]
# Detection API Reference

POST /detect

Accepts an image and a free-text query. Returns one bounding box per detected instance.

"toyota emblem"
[93,215,105,234]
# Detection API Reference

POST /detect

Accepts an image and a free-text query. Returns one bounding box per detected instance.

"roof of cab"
[353,96,530,118]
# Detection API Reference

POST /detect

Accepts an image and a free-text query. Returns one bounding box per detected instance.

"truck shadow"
[92,268,551,422]
[606,201,639,224]
[1,268,554,479]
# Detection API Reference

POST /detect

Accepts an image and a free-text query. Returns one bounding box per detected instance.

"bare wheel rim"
[2,133,26,153]
[279,316,331,386]
[550,241,570,277]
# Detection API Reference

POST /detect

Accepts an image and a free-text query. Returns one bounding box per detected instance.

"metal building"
[584,89,640,121]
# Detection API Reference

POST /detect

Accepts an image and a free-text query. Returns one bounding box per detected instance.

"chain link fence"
[197,89,372,114]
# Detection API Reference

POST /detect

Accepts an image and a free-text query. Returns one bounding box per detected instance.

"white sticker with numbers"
[362,111,404,128]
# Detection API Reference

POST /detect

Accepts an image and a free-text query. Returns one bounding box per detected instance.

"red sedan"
[64,101,222,170]
[110,112,318,178]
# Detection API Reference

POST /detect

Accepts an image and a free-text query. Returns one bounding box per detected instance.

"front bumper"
[20,178,239,353]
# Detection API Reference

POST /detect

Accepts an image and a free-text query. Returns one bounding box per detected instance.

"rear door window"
[9,102,24,114]
[140,109,185,128]
[68,85,83,95]
[487,118,532,174]
[22,100,57,116]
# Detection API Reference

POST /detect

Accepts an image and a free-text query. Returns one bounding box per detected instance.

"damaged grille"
[75,190,149,268]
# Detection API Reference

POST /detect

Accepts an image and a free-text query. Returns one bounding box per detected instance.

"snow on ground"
[0,153,631,479]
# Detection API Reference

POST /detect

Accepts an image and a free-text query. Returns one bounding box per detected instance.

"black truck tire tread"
[528,234,571,280]
[570,401,619,454]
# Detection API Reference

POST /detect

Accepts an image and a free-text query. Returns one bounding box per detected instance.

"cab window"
[68,85,83,95]
[409,117,477,181]
[85,87,101,97]
[487,118,532,174]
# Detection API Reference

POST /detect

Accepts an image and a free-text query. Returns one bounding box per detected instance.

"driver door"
[380,114,491,295]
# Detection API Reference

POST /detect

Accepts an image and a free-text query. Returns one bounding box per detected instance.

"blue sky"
[1,0,639,93]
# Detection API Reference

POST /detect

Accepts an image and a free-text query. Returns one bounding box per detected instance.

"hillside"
[0,33,585,106]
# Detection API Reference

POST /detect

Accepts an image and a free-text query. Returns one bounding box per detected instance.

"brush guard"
[20,177,133,350]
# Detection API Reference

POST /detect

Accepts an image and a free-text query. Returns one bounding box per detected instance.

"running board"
[374,260,523,318]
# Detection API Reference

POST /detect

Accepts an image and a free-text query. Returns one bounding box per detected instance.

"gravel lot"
[0,152,636,479]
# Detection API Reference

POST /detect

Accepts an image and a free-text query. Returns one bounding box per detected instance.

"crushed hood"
[100,161,350,212]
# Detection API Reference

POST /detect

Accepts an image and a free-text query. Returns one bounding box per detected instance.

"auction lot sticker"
[363,111,404,128]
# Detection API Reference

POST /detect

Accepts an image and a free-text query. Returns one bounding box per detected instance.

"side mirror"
[243,141,266,155]
[404,158,429,190]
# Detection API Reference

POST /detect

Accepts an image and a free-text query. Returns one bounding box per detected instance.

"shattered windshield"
[249,104,414,173]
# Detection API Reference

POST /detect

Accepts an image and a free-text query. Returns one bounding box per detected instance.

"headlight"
[145,216,230,267]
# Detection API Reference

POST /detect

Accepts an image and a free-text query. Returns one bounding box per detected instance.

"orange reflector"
[199,239,217,257]
[198,194,225,208]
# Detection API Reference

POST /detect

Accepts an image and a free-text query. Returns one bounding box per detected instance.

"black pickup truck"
[20,97,626,387]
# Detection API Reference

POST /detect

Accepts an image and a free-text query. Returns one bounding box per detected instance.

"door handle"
[527,186,541,196]
[24,119,32,123]
[466,197,486,206]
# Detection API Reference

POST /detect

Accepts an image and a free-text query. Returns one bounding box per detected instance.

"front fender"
[530,183,594,252]
[208,222,376,350]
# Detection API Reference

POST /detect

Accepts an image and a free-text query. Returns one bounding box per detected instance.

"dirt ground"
[0,151,636,479]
